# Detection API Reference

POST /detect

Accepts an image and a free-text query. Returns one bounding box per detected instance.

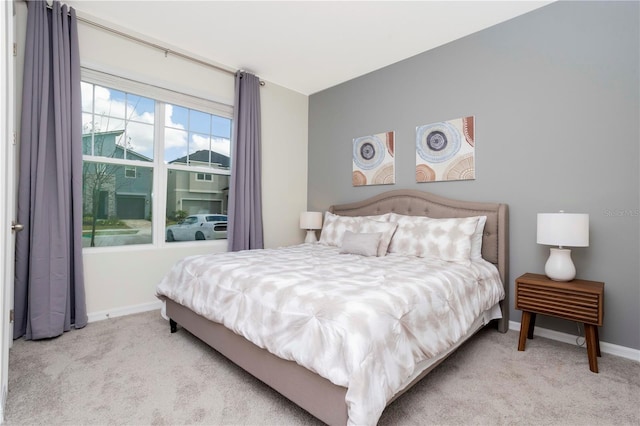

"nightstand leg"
[518,311,532,351]
[527,313,536,339]
[585,324,599,373]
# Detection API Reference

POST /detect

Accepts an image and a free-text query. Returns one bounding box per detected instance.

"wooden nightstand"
[515,273,604,373]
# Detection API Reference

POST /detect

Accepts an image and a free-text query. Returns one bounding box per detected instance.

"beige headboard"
[330,189,509,332]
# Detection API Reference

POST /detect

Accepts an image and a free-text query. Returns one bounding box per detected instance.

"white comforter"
[156,244,504,425]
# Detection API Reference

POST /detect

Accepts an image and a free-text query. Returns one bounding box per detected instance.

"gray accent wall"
[308,1,639,350]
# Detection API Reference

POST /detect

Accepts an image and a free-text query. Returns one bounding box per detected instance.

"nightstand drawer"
[516,282,602,324]
[515,273,604,326]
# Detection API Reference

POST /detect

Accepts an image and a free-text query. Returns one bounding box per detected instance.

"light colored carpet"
[5,310,639,425]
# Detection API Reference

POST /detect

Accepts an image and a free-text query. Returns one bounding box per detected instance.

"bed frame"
[165,189,509,425]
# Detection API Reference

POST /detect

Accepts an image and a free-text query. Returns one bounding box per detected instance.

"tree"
[82,130,121,247]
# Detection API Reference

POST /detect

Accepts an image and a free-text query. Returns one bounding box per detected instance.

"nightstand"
[515,273,604,373]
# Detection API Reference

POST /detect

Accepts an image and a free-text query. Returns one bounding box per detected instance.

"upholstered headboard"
[330,189,509,332]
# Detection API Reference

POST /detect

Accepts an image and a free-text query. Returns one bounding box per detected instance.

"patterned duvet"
[156,243,505,425]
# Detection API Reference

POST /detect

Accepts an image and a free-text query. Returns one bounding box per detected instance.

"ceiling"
[65,1,553,95]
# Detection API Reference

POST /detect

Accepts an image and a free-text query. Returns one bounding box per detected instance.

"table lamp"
[300,211,323,243]
[537,211,589,281]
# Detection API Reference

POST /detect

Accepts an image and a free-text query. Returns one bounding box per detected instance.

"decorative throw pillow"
[388,215,480,263]
[319,211,362,247]
[357,219,398,257]
[339,231,382,257]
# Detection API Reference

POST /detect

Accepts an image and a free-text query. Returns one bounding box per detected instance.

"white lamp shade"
[537,213,589,247]
[299,211,323,230]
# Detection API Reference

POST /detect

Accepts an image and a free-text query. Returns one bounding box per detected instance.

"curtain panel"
[227,71,264,251]
[14,0,87,340]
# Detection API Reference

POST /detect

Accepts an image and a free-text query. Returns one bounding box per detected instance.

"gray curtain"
[14,0,87,340]
[227,71,264,251]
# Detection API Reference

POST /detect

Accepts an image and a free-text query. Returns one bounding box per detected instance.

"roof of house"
[82,130,153,162]
[169,149,230,168]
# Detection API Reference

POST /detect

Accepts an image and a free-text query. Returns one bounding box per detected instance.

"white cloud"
[191,133,209,152]
[163,104,188,150]
[212,137,231,157]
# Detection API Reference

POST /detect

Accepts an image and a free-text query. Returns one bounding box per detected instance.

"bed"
[156,189,509,425]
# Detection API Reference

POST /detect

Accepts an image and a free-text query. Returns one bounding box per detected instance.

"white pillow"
[388,215,480,263]
[362,213,392,222]
[471,216,487,261]
[319,211,361,247]
[357,219,398,257]
[318,212,392,247]
[340,231,382,257]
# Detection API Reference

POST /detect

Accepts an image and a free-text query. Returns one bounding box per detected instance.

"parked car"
[166,214,227,242]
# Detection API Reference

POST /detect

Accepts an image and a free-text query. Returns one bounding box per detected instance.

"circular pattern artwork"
[386,132,395,157]
[416,164,436,182]
[353,135,385,171]
[444,153,475,180]
[372,164,395,185]
[463,116,475,147]
[352,170,367,186]
[416,122,461,163]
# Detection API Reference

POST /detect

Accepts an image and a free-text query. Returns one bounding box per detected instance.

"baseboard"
[87,300,162,323]
[509,320,640,362]
[0,383,6,424]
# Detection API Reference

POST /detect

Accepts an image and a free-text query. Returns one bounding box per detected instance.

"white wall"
[261,82,309,249]
[14,3,309,319]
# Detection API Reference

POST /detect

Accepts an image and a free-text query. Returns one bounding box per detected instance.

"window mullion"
[82,156,150,168]
[154,102,167,246]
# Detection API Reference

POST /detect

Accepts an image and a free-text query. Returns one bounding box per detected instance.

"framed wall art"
[415,116,475,182]
[352,131,395,186]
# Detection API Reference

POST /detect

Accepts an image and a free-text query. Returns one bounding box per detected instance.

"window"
[81,74,232,248]
[195,173,213,182]
[164,103,231,244]
[124,166,137,179]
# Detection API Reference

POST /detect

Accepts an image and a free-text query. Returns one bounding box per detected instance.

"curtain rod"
[42,1,265,86]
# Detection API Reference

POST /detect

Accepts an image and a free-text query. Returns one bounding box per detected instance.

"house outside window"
[81,72,232,248]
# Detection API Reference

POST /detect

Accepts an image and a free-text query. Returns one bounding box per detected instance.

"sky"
[81,82,232,164]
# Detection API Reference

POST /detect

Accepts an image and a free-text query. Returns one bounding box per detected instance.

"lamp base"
[544,247,576,281]
[304,230,318,243]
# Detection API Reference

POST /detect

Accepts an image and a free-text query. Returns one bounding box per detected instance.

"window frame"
[81,68,233,251]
